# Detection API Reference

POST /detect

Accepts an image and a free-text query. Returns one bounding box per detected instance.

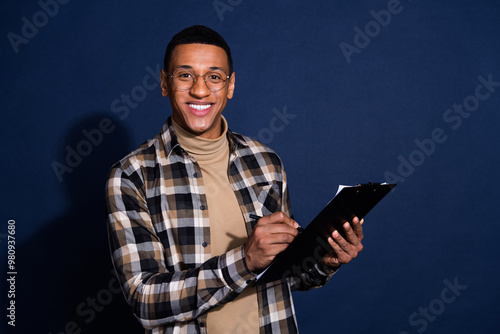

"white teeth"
[189,104,211,110]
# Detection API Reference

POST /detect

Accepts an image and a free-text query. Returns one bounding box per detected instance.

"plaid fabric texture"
[106,117,335,334]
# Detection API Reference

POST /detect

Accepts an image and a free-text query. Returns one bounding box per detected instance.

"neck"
[172,116,229,162]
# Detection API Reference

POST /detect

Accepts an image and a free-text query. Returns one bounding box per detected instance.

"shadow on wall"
[16,113,143,333]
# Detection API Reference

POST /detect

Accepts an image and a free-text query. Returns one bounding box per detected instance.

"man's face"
[160,43,235,139]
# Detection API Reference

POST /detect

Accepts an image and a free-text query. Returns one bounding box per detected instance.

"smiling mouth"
[188,103,212,110]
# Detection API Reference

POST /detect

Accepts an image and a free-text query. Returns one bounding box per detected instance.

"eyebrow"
[208,66,226,72]
[174,65,227,72]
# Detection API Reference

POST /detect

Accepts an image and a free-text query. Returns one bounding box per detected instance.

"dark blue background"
[2,1,499,333]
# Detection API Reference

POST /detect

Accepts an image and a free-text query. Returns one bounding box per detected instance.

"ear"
[160,69,169,97]
[226,72,235,99]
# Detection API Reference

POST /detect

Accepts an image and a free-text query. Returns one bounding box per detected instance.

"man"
[106,25,364,334]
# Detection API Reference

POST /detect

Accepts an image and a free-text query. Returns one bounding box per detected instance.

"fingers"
[342,220,362,246]
[336,216,363,244]
[252,226,297,247]
[244,212,299,271]
[259,212,299,229]
[325,217,364,265]
[329,231,355,257]
[326,232,361,265]
[350,216,364,241]
[255,212,299,239]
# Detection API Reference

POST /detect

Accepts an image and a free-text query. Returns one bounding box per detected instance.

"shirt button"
[200,205,206,210]
[199,321,205,327]
[202,242,208,247]
[269,188,274,194]
[193,172,199,178]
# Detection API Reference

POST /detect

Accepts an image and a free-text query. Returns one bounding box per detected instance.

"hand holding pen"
[244,212,302,272]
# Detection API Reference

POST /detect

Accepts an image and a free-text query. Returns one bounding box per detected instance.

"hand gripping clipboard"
[255,183,396,284]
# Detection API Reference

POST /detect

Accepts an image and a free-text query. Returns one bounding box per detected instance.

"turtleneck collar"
[171,116,229,163]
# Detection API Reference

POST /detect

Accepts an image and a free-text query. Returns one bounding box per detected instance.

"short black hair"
[163,25,233,74]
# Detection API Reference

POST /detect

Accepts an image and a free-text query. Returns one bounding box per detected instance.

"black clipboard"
[256,183,396,284]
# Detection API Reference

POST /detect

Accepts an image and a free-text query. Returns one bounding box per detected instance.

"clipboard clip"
[355,182,389,187]
[354,182,390,193]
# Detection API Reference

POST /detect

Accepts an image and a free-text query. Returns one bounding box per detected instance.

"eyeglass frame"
[165,69,231,92]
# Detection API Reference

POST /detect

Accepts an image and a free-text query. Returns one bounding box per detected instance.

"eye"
[207,72,223,82]
[176,71,194,80]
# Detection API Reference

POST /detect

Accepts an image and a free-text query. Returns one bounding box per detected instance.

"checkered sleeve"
[106,163,256,329]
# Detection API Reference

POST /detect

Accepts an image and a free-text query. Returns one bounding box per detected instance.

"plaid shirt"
[106,117,336,334]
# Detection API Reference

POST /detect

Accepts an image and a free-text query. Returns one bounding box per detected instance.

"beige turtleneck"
[172,117,259,333]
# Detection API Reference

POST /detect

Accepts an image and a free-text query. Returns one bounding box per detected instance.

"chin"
[187,120,211,132]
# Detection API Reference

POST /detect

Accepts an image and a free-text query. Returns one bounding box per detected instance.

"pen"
[249,214,304,233]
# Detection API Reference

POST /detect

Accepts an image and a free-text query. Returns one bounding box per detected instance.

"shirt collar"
[160,116,248,158]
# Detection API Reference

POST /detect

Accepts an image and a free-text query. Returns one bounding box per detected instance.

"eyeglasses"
[166,69,230,92]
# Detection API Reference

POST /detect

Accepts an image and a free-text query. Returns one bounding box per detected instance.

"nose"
[190,75,211,98]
